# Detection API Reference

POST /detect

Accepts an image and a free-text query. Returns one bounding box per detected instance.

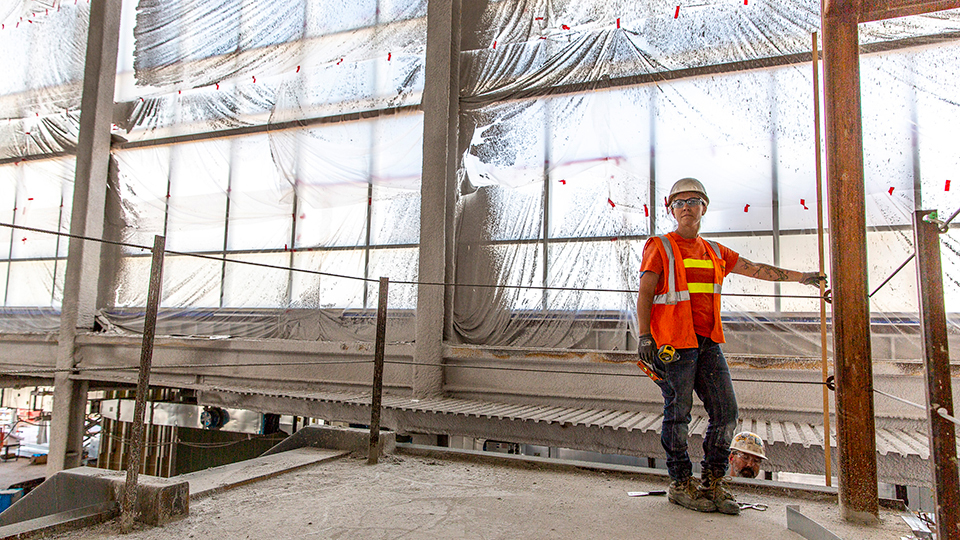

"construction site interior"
[0,0,958,537]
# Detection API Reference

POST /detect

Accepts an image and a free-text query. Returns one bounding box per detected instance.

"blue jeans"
[654,335,738,481]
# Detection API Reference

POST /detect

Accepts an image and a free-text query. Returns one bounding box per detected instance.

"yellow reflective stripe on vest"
[683,259,714,269]
[652,235,723,304]
[687,282,719,294]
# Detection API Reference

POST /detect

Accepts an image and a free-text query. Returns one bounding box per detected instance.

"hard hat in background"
[668,177,709,206]
[730,431,766,460]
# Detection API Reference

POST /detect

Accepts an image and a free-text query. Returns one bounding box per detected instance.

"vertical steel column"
[820,14,879,521]
[913,210,959,540]
[48,0,122,475]
[369,277,389,465]
[120,235,165,533]
[414,0,461,398]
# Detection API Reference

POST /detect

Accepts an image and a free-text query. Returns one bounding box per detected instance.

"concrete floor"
[41,449,914,540]
[0,454,45,490]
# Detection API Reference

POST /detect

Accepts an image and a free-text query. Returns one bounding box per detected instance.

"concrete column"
[48,0,122,475]
[414,0,461,398]
[820,14,880,522]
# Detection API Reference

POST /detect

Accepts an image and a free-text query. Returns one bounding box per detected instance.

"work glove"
[638,333,657,368]
[800,272,828,287]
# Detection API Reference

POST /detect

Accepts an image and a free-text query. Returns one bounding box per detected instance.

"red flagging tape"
[888,186,895,195]
[493,40,497,49]
[559,179,566,185]
[744,204,750,212]
[562,24,570,30]
[617,18,620,28]
[800,198,808,210]
[216,83,220,90]
[608,198,616,208]
[644,204,649,217]
[946,179,951,191]
[387,52,392,61]
[296,65,300,72]
[535,17,543,20]
[611,237,618,242]
[337,58,343,65]
[674,6,680,18]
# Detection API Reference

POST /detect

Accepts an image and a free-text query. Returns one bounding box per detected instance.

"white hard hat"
[730,431,766,460]
[668,177,709,206]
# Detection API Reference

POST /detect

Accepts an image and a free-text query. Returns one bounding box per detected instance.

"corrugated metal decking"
[200,388,951,486]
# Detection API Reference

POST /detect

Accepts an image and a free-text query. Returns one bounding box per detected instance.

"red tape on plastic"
[608,198,616,208]
[562,24,570,30]
[888,186,894,195]
[800,198,808,210]
[744,204,750,212]
[617,18,620,28]
[296,65,300,73]
[674,6,680,18]
[946,179,951,191]
[644,204,649,217]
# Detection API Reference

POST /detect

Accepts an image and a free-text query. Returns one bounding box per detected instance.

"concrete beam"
[48,0,122,475]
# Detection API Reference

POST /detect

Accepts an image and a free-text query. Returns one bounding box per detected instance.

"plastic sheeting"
[0,0,959,355]
[452,0,960,351]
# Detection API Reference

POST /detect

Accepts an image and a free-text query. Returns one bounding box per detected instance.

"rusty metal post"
[368,277,388,465]
[120,235,165,533]
[820,14,880,521]
[913,210,959,540]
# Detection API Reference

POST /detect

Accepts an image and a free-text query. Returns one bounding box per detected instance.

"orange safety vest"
[649,234,726,349]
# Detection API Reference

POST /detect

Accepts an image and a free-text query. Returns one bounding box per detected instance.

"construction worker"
[729,431,766,479]
[637,177,825,515]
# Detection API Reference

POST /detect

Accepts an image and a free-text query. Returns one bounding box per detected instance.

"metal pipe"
[811,31,832,488]
[368,276,388,465]
[913,209,959,539]
[120,235,165,533]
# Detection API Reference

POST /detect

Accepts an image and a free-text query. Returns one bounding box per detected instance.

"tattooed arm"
[731,257,826,287]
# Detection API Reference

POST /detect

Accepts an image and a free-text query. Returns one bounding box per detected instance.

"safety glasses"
[669,197,705,210]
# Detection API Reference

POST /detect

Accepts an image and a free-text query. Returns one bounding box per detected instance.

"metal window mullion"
[286,191,299,306]
[542,100,551,310]
[909,53,922,210]
[50,191,65,306]
[285,0,310,308]
[769,72,781,313]
[219,142,235,308]
[4,173,22,307]
[363,125,376,309]
[649,87,658,236]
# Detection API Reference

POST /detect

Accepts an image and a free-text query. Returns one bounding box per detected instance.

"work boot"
[668,477,717,513]
[699,469,740,515]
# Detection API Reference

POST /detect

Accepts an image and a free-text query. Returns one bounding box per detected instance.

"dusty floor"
[48,453,912,540]
[0,454,45,489]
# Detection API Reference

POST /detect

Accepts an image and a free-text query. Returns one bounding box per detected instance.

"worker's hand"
[638,333,657,367]
[800,272,827,287]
